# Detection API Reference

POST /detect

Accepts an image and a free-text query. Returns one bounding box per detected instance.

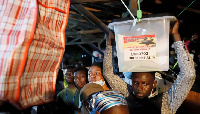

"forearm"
[103,46,129,97]
[172,33,181,42]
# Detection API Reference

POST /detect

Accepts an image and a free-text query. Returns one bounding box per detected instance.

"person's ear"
[153,81,157,89]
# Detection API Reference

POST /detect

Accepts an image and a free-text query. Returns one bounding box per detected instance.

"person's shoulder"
[150,93,163,109]
[151,93,163,99]
[57,88,67,97]
[151,93,163,103]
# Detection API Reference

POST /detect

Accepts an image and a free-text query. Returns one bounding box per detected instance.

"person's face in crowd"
[88,66,104,83]
[65,68,74,84]
[131,72,157,99]
[74,70,87,88]
[192,34,198,40]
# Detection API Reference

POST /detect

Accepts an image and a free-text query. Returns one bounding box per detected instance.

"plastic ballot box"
[108,16,176,72]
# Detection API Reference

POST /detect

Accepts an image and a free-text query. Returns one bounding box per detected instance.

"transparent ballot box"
[108,16,176,72]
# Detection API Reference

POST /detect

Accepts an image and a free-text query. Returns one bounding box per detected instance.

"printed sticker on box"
[124,34,156,61]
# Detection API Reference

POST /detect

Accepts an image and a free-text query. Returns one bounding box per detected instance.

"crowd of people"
[42,21,196,114]
[0,20,199,114]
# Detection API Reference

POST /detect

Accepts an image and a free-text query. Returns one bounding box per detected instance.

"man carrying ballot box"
[103,21,196,114]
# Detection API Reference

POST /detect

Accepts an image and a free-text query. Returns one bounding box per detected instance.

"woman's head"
[73,66,88,88]
[88,62,104,83]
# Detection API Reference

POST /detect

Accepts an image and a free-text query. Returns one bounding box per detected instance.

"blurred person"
[56,66,88,114]
[189,33,200,65]
[80,83,129,114]
[88,62,110,90]
[55,68,65,96]
[183,37,190,51]
[63,65,75,89]
[188,33,200,88]
[103,21,196,114]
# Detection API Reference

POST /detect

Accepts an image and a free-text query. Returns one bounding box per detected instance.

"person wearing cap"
[103,21,196,114]
[80,83,129,114]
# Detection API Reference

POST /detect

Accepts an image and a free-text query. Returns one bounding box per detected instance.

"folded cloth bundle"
[0,0,70,109]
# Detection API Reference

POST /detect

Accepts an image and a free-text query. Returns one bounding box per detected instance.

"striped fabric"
[0,0,70,109]
[90,91,128,112]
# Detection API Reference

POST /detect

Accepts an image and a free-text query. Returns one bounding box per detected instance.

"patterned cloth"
[90,91,127,112]
[103,41,196,114]
[0,0,70,109]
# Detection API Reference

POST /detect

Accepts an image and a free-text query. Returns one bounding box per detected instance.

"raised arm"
[103,31,129,97]
[161,21,196,113]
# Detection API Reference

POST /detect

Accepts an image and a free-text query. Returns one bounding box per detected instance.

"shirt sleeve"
[161,41,196,114]
[103,46,129,97]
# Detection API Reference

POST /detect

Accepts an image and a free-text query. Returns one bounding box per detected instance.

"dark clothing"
[189,39,200,65]
[0,102,32,114]
[189,39,200,54]
[56,97,76,114]
[56,88,80,114]
[126,85,162,114]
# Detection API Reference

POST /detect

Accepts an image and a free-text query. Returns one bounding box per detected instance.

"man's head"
[64,65,75,84]
[192,33,198,40]
[73,66,88,88]
[131,72,157,99]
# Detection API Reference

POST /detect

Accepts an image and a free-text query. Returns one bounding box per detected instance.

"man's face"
[65,68,74,83]
[74,70,87,88]
[131,73,156,99]
[88,66,104,83]
[192,34,198,40]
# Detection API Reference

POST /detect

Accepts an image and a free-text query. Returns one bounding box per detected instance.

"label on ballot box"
[123,34,156,61]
